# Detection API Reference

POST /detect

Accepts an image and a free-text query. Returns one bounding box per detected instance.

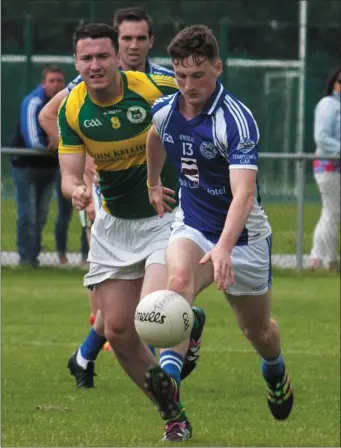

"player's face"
[173,56,223,107]
[43,73,65,98]
[118,20,153,71]
[75,38,119,91]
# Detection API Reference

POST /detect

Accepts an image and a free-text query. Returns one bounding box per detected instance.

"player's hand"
[148,184,176,217]
[72,185,92,211]
[85,199,95,223]
[199,246,234,290]
[46,137,58,152]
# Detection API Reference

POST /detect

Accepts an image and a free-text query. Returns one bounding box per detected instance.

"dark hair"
[113,7,153,37]
[41,66,64,81]
[72,23,119,54]
[167,25,219,65]
[324,66,341,96]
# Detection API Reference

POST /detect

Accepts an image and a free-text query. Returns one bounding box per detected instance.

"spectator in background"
[310,66,341,272]
[10,66,65,267]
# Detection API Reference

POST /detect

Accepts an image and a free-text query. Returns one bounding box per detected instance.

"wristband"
[146,179,161,189]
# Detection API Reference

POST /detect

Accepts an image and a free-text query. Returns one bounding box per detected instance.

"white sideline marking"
[2,340,338,358]
[1,251,314,269]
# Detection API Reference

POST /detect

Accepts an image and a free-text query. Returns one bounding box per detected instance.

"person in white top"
[310,66,341,271]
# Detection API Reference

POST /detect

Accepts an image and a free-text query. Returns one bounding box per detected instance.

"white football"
[134,290,194,348]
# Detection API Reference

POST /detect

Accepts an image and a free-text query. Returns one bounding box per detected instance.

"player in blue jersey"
[39,11,206,396]
[146,25,294,432]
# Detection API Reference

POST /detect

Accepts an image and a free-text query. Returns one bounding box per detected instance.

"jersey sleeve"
[222,99,260,171]
[151,95,174,135]
[67,75,83,92]
[148,74,178,96]
[58,96,85,154]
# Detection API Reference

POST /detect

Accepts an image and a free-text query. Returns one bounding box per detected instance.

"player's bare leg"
[227,290,294,420]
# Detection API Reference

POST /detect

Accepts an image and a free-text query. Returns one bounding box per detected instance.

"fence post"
[296,157,306,271]
[24,14,33,93]
[219,19,229,87]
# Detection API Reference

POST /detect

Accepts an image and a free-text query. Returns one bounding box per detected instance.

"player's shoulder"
[149,61,174,77]
[151,93,177,115]
[220,90,257,123]
[148,72,177,89]
[67,74,83,92]
[65,80,87,106]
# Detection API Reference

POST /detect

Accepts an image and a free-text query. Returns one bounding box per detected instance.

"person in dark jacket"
[11,66,65,267]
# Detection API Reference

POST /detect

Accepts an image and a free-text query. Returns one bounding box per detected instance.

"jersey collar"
[118,58,151,73]
[172,81,225,116]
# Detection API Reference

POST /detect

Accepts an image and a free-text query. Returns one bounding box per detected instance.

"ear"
[215,59,223,78]
[74,54,79,72]
[149,35,154,50]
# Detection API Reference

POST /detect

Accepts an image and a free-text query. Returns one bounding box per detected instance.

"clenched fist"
[72,185,91,211]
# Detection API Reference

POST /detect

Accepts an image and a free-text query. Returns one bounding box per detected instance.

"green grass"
[0,198,331,254]
[1,268,340,446]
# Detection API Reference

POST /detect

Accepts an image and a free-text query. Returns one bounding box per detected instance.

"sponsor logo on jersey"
[103,109,122,116]
[237,138,256,153]
[200,141,218,159]
[181,158,199,187]
[127,106,147,124]
[205,186,227,196]
[84,118,103,128]
[180,135,195,143]
[164,133,174,144]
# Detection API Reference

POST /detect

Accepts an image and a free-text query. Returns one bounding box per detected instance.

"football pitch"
[2,267,340,447]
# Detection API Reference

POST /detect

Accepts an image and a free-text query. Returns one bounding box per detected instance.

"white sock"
[76,349,89,370]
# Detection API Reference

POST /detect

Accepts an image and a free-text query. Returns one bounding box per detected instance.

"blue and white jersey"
[67,59,174,91]
[152,81,271,246]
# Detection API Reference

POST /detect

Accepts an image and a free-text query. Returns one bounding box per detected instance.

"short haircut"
[72,23,119,54]
[41,66,65,81]
[113,7,153,37]
[324,65,341,96]
[167,25,219,65]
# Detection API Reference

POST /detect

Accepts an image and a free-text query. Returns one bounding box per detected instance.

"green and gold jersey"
[58,71,178,219]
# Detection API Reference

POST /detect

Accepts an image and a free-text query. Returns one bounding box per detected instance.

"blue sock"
[261,352,285,385]
[80,328,106,361]
[159,350,184,387]
[148,345,156,357]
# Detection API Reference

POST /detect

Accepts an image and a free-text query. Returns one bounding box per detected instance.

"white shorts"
[84,208,175,286]
[170,221,272,296]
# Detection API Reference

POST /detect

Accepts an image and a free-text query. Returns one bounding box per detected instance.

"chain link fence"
[1,149,340,269]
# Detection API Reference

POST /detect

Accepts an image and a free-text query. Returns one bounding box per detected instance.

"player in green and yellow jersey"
[58,23,195,441]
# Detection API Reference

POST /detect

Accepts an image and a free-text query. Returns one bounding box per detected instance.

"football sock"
[160,350,184,387]
[79,328,106,368]
[261,352,286,386]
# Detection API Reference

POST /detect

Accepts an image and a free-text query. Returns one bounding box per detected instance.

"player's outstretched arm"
[59,152,91,211]
[200,169,256,290]
[146,124,175,216]
[39,87,69,149]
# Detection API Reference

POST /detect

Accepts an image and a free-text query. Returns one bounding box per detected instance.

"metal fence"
[1,148,340,270]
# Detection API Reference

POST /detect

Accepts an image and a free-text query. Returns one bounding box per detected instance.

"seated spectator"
[10,66,65,267]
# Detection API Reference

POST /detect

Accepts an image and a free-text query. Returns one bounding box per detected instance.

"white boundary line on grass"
[1,251,313,269]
